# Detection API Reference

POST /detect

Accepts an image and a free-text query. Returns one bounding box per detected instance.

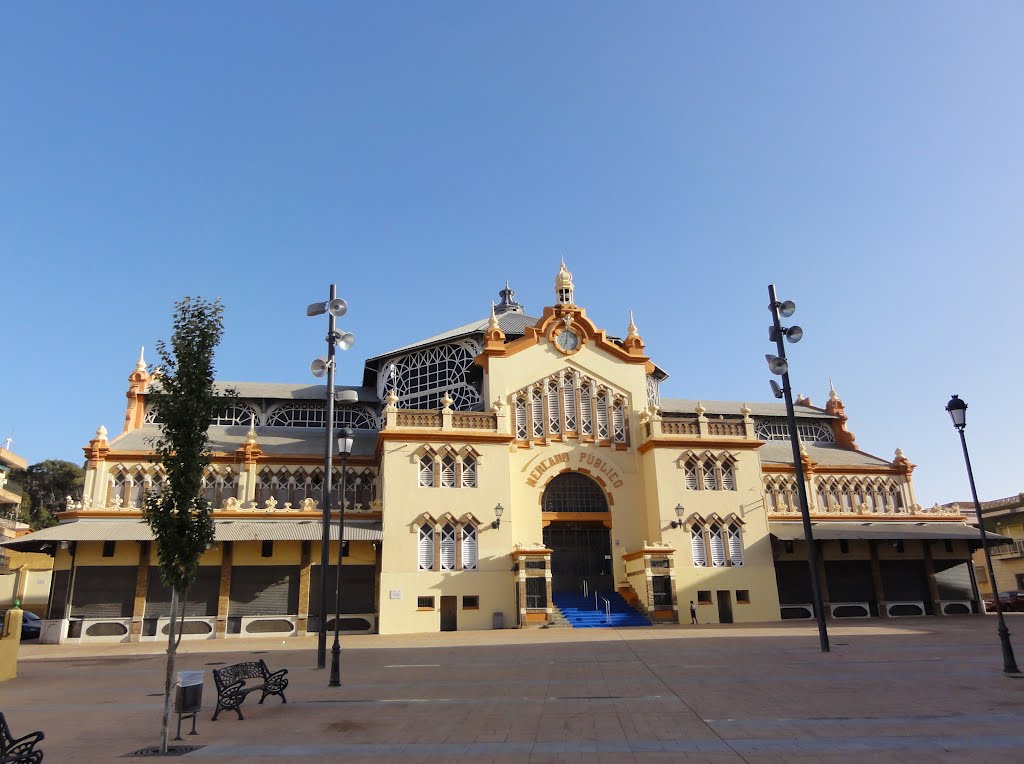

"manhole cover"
[126,745,204,757]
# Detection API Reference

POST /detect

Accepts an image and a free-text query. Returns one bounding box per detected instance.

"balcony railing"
[991,540,1024,559]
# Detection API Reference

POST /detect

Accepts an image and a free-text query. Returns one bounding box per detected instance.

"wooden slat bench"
[211,659,289,721]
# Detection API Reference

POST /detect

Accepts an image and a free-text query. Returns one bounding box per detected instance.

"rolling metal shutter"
[774,561,814,604]
[228,566,298,616]
[934,560,974,600]
[48,570,70,619]
[308,565,376,615]
[880,560,928,601]
[70,566,137,618]
[145,566,220,618]
[825,561,875,602]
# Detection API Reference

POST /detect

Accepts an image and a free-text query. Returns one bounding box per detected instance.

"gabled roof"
[109,425,378,458]
[367,312,540,363]
[759,442,892,468]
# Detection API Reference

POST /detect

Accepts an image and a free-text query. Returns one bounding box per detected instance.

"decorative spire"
[495,281,523,315]
[135,346,146,372]
[487,302,500,331]
[440,391,454,411]
[246,422,258,445]
[96,425,108,441]
[694,401,706,418]
[626,310,639,339]
[555,258,575,305]
[828,379,838,401]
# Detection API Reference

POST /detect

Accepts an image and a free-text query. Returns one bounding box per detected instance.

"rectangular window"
[975,565,988,583]
[840,540,850,554]
[736,589,750,604]
[697,590,712,605]
[462,595,479,610]
[417,596,435,610]
[652,575,672,608]
[261,541,274,558]
[525,577,547,609]
[102,540,116,558]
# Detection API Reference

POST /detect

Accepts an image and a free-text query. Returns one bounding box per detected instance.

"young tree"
[9,459,83,529]
[144,296,235,753]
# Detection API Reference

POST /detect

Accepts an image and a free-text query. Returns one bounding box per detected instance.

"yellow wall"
[0,609,22,681]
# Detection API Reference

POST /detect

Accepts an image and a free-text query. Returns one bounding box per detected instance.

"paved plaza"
[5,617,1024,762]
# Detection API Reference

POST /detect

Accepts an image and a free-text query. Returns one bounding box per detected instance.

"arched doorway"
[541,472,612,594]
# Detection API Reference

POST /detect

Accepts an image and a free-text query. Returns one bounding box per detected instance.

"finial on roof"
[829,379,838,401]
[626,310,639,339]
[96,425,108,441]
[487,302,500,330]
[740,402,751,417]
[440,391,454,411]
[694,401,706,417]
[799,440,808,456]
[495,281,523,315]
[135,346,146,372]
[555,258,575,305]
[246,422,258,444]
[895,447,904,459]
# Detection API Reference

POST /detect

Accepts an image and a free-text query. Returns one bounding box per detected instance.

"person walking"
[690,600,698,624]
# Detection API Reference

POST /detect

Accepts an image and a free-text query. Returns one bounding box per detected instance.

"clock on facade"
[556,328,580,352]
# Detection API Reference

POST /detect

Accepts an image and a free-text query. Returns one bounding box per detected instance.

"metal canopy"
[769,520,1009,543]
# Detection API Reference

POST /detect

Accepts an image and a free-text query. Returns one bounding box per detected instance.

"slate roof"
[661,398,837,420]
[214,382,378,403]
[758,441,893,468]
[108,425,378,458]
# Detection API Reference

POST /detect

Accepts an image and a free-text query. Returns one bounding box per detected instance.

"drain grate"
[204,661,227,666]
[126,745,204,757]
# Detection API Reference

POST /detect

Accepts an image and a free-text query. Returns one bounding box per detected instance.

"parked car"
[984,592,1024,613]
[20,610,42,640]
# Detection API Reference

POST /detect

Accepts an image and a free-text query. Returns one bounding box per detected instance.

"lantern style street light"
[329,427,355,687]
[306,284,355,670]
[945,394,1020,674]
[766,284,829,653]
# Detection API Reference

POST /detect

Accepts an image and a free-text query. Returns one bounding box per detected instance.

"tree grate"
[126,745,204,757]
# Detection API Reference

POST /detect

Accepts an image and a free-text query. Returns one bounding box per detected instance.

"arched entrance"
[541,472,613,594]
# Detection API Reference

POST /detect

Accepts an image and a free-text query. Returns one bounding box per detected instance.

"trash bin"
[175,671,205,714]
[492,611,504,630]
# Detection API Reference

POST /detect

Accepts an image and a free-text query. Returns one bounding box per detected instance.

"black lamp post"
[946,394,1020,674]
[766,284,830,653]
[329,427,355,687]
[306,285,355,670]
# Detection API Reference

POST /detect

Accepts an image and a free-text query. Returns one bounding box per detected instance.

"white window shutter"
[547,381,561,434]
[612,400,625,443]
[709,525,725,566]
[563,379,577,431]
[580,383,593,435]
[419,455,434,487]
[461,525,478,570]
[418,524,434,570]
[728,524,744,566]
[721,461,736,491]
[691,526,707,567]
[596,393,609,439]
[515,397,528,439]
[461,456,477,488]
[440,524,456,570]
[440,456,456,487]
[531,389,544,437]
[684,460,699,491]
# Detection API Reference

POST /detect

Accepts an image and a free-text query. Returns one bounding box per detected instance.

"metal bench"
[211,659,288,721]
[0,712,44,764]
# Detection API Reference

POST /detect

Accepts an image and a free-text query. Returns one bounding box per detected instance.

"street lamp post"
[330,427,355,687]
[945,394,1020,674]
[306,285,355,670]
[766,284,829,653]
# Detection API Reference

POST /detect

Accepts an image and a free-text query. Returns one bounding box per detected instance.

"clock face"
[556,329,580,351]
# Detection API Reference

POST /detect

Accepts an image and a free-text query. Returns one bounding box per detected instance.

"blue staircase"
[552,592,651,628]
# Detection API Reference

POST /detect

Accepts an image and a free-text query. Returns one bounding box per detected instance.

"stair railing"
[582,579,588,598]
[594,591,599,611]
[601,595,611,624]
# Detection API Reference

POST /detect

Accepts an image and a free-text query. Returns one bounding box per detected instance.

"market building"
[2,265,993,643]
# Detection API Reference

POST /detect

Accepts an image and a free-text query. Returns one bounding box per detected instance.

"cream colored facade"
[1,266,989,642]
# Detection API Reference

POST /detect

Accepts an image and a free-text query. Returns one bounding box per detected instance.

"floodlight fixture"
[779,300,796,318]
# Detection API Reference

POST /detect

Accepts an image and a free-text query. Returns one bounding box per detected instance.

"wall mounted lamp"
[492,503,504,529]
[670,504,686,529]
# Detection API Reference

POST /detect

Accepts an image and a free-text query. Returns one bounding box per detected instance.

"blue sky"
[2,3,1022,505]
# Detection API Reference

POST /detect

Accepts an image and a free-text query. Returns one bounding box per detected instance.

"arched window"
[515,397,528,440]
[721,460,736,491]
[418,455,434,487]
[461,455,477,488]
[702,459,717,491]
[728,523,744,566]
[541,472,609,513]
[691,523,707,568]
[579,382,593,436]
[684,458,699,491]
[418,523,434,570]
[563,378,577,431]
[709,523,726,566]
[440,523,456,570]
[378,339,482,411]
[596,391,609,439]
[148,472,164,500]
[612,399,626,443]
[547,380,561,434]
[440,455,456,488]
[111,470,128,505]
[461,524,478,570]
[211,403,260,427]
[531,389,544,437]
[128,472,145,507]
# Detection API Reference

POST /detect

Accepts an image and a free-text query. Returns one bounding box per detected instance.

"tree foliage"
[143,297,235,593]
[9,459,83,530]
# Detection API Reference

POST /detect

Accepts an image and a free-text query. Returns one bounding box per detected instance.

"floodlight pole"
[316,284,338,670]
[329,436,352,687]
[769,284,829,653]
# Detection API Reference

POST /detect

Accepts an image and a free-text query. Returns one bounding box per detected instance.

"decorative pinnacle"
[487,302,500,330]
[626,310,639,339]
[828,379,838,401]
[740,402,751,416]
[246,422,258,444]
[96,425,108,440]
[694,401,706,417]
[135,346,146,372]
[895,447,905,459]
[440,391,454,410]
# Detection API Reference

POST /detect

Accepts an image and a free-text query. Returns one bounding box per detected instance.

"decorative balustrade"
[451,412,498,430]
[766,497,954,518]
[65,494,381,514]
[707,421,745,437]
[660,419,699,435]
[395,410,442,428]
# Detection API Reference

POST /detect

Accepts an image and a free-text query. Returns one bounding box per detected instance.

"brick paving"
[4,616,1024,762]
